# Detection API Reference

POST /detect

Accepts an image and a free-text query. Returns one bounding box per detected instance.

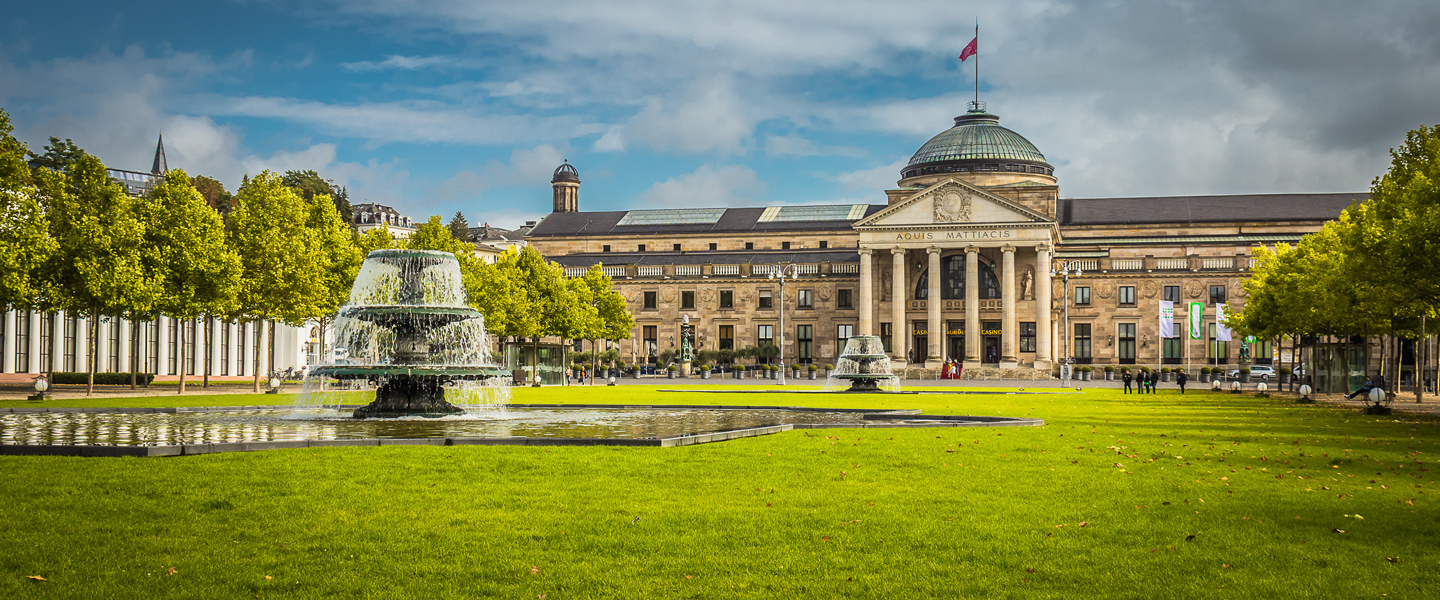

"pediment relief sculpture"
[932,190,972,223]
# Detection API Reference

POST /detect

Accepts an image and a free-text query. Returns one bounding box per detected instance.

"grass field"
[2,385,1438,599]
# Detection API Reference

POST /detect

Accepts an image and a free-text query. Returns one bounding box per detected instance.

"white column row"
[0,310,305,377]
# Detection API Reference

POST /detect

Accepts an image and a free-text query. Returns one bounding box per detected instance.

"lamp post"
[769,263,801,386]
[1050,259,1084,386]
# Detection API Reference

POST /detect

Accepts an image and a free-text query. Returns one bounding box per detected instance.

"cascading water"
[824,335,901,392]
[296,249,510,417]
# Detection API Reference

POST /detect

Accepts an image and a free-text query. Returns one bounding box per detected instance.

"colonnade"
[856,243,1053,370]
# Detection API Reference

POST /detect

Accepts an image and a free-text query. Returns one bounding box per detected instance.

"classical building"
[524,102,1367,383]
[352,203,417,238]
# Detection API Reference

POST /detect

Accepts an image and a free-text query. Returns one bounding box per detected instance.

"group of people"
[939,359,963,379]
[1121,369,1191,394]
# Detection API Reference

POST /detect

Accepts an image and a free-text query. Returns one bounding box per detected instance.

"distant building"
[352,203,417,238]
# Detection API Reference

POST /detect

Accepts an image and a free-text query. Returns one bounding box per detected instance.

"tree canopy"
[0,109,56,312]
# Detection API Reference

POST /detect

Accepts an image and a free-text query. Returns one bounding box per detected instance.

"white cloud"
[341,55,485,72]
[636,164,765,208]
[623,76,756,155]
[835,157,909,194]
[763,133,865,158]
[433,144,567,199]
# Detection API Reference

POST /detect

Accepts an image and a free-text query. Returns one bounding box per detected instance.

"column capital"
[858,247,874,257]
[964,245,978,254]
[890,246,906,256]
[926,245,941,256]
[1001,243,1015,254]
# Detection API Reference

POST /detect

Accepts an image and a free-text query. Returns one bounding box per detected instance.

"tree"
[190,175,234,213]
[305,190,363,366]
[0,109,56,313]
[281,170,353,231]
[357,225,400,256]
[448,211,470,242]
[36,153,151,395]
[495,246,586,385]
[142,169,241,394]
[26,137,86,171]
[574,264,635,381]
[228,171,330,391]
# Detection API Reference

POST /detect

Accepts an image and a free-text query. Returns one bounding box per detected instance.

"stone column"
[118,318,131,373]
[890,247,907,365]
[157,316,170,376]
[858,248,874,336]
[27,311,41,374]
[1001,245,1021,368]
[926,246,942,366]
[51,312,64,372]
[2,310,14,373]
[964,247,980,366]
[1036,244,1053,367]
[75,317,87,374]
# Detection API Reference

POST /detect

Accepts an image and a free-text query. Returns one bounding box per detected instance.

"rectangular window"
[643,325,658,360]
[745,242,754,250]
[757,325,774,362]
[1254,338,1273,359]
[880,322,894,352]
[644,291,657,310]
[63,316,77,372]
[836,324,853,356]
[837,289,853,309]
[1208,323,1229,364]
[1210,285,1227,305]
[1163,322,1183,363]
[719,325,734,350]
[1073,323,1092,360]
[1117,322,1136,363]
[1119,286,1135,306]
[109,320,121,373]
[681,290,695,310]
[759,292,773,309]
[1019,322,1036,353]
[638,244,646,252]
[798,289,813,309]
[709,243,717,251]
[168,319,178,375]
[1163,285,1180,303]
[719,290,734,309]
[782,241,791,250]
[673,243,681,251]
[149,320,160,375]
[1075,287,1091,305]
[39,312,53,373]
[235,321,246,376]
[13,310,29,373]
[602,245,611,253]
[819,241,828,249]
[221,323,230,376]
[797,324,813,364]
[573,338,584,352]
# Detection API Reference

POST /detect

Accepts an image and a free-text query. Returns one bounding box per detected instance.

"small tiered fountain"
[826,335,901,392]
[301,249,510,418]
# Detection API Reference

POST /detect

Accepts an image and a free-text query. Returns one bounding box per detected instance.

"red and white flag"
[959,37,978,62]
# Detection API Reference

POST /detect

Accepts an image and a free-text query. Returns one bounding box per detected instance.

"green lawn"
[2,386,1437,598]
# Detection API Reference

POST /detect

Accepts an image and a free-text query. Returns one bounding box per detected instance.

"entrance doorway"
[911,320,928,364]
[982,320,1001,365]
[947,321,964,362]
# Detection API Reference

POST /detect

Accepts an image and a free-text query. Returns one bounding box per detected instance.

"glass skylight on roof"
[758,205,869,222]
[616,208,726,226]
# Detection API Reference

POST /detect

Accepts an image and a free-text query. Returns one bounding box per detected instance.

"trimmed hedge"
[50,372,155,386]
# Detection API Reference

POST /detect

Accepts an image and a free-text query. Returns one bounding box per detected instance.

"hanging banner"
[1215,304,1233,341]
[1159,301,1175,338]
[1188,301,1204,339]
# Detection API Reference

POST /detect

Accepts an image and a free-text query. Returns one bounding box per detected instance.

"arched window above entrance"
[915,255,1000,300]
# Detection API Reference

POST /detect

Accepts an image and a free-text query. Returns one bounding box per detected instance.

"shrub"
[1140,366,1151,373]
[699,364,710,372]
[666,364,678,372]
[1201,367,1212,374]
[1240,367,1251,374]
[824,364,834,370]
[1280,367,1292,375]
[50,372,156,386]
[807,364,818,372]
[1104,365,1115,373]
[1161,367,1171,373]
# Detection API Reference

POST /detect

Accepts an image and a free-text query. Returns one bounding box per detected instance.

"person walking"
[1150,370,1160,394]
[1122,369,1134,394]
[1177,369,1188,394]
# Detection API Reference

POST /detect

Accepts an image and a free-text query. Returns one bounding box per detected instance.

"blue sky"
[3,0,1437,228]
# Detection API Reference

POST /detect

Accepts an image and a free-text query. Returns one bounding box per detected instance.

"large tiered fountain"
[826,335,901,392]
[301,249,510,418]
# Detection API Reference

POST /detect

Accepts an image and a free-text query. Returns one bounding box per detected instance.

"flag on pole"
[1188,302,1204,340]
[1215,304,1233,341]
[959,37,978,62]
[1159,301,1175,338]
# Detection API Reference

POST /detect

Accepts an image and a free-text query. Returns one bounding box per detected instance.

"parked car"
[1226,365,1277,380]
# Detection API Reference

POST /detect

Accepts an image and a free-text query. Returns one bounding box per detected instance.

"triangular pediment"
[854,178,1052,228]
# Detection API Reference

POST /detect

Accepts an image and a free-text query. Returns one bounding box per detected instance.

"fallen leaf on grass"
[26,576,46,582]
[264,576,273,581]
[1386,557,1402,564]
[1222,564,1231,569]
[821,536,831,541]
[166,567,177,576]
[1026,568,1036,573]
[1333,529,1346,534]
[685,575,693,580]
[529,566,541,575]
[1078,521,1088,527]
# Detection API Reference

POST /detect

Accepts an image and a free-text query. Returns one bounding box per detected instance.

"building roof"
[526,204,887,237]
[549,250,863,267]
[552,161,580,184]
[906,108,1049,168]
[1059,192,1367,226]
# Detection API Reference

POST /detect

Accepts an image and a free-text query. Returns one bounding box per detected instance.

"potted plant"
[1280,367,1291,385]
[808,364,818,380]
[792,364,801,379]
[632,365,642,379]
[1104,365,1115,381]
[1239,367,1251,383]
[824,363,834,377]
[667,364,678,379]
[1200,367,1211,383]
[700,364,711,379]
[734,365,745,380]
[1161,367,1172,382]
[769,364,778,379]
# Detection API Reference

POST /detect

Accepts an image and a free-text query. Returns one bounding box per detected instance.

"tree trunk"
[87,303,99,397]
[1417,314,1425,404]
[130,318,139,389]
[253,319,263,393]
[204,316,212,389]
[178,318,187,395]
[532,337,540,386]
[318,316,328,368]
[269,320,277,385]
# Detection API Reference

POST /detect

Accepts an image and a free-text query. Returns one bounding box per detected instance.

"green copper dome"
[902,108,1052,179]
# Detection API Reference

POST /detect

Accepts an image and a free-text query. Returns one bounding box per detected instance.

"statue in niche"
[933,190,972,223]
[881,268,893,301]
[1021,269,1034,300]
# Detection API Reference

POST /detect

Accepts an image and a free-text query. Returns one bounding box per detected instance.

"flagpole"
[974,20,979,106]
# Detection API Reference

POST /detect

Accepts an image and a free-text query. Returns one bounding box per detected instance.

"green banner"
[1188,302,1204,339]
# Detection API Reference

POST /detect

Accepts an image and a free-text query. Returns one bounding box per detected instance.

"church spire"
[151,133,168,175]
